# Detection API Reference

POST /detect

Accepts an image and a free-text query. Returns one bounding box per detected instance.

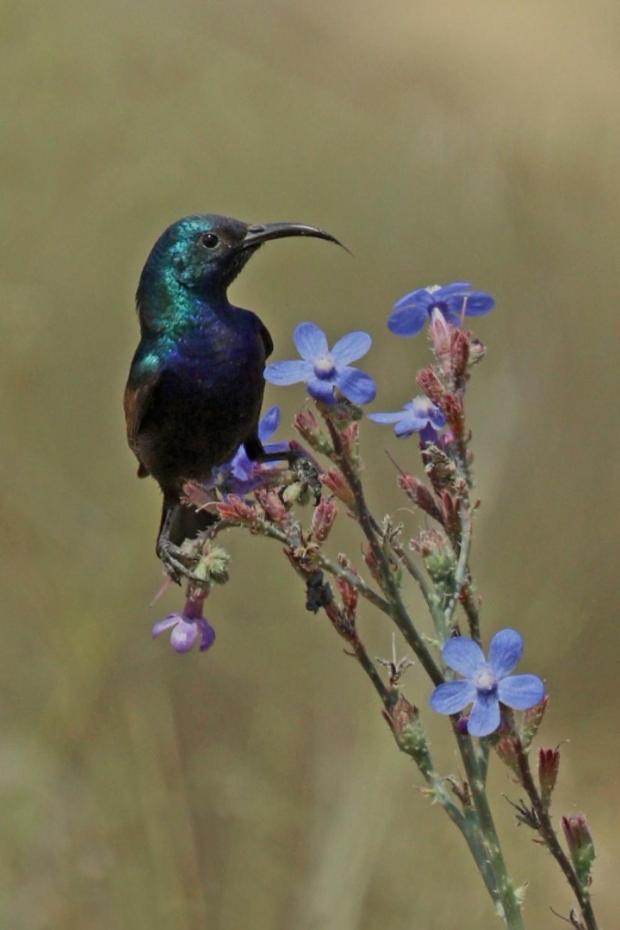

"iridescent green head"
[136,213,343,321]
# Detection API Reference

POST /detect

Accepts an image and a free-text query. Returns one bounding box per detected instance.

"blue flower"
[229,405,289,483]
[265,322,376,405]
[206,406,289,495]
[389,282,495,337]
[152,597,216,655]
[368,395,446,440]
[430,628,545,737]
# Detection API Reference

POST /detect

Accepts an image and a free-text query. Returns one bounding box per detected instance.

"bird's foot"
[157,539,203,585]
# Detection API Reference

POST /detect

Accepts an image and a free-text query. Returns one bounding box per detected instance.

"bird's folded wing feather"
[124,365,162,477]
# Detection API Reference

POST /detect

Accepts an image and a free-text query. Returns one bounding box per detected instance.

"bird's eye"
[199,232,219,249]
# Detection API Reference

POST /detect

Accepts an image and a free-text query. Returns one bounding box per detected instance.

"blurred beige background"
[1,1,618,928]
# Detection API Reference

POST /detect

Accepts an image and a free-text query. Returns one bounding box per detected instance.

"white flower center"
[474,667,497,694]
[314,353,336,379]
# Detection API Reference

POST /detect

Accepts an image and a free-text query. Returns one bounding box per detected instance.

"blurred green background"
[2,1,618,927]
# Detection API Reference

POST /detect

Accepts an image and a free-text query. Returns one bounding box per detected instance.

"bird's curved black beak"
[242,222,347,252]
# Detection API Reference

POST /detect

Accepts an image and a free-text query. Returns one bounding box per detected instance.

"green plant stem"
[324,415,443,685]
[454,724,525,929]
[508,722,599,930]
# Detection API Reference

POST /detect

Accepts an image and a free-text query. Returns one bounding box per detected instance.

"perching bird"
[124,214,341,578]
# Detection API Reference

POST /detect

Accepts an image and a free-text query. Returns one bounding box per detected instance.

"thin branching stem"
[507,718,599,930]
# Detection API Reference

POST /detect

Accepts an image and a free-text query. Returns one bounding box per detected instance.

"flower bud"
[495,736,522,780]
[336,553,359,617]
[383,696,432,776]
[562,814,595,885]
[450,329,470,380]
[441,393,464,437]
[255,489,289,526]
[293,409,334,456]
[397,473,443,523]
[538,747,560,809]
[320,469,355,508]
[467,336,486,366]
[429,308,452,365]
[216,495,257,525]
[521,695,548,748]
[311,497,338,542]
[416,366,445,406]
[340,421,360,462]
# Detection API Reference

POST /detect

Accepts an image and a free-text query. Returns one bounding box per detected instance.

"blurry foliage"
[1,1,618,927]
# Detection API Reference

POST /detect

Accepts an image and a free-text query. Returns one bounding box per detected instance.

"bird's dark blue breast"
[132,307,267,494]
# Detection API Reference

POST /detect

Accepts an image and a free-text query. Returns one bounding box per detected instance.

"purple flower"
[368,395,446,441]
[430,628,544,737]
[389,282,495,338]
[265,322,376,405]
[152,596,216,655]
[206,406,289,495]
[229,405,289,483]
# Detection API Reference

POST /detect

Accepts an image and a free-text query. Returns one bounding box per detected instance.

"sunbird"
[124,214,341,579]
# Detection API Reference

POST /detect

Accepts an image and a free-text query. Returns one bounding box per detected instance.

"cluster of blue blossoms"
[153,281,545,737]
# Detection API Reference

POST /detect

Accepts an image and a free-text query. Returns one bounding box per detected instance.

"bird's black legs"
[156,499,216,583]
[156,502,191,583]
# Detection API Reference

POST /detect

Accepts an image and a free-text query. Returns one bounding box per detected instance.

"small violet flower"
[430,628,544,737]
[368,395,446,443]
[265,322,376,405]
[152,595,216,655]
[207,406,289,495]
[389,282,495,338]
[229,405,289,483]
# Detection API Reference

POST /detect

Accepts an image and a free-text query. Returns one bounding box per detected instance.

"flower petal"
[488,628,523,678]
[428,406,446,429]
[463,292,495,317]
[264,359,311,385]
[307,376,337,404]
[258,405,280,441]
[293,322,328,360]
[198,618,216,652]
[230,448,252,481]
[395,415,427,437]
[442,636,486,677]
[337,367,377,405]
[152,614,181,638]
[430,680,476,715]
[393,287,435,311]
[388,304,428,337]
[330,330,372,366]
[367,410,404,424]
[169,619,199,653]
[498,674,545,710]
[468,693,501,737]
[434,282,472,297]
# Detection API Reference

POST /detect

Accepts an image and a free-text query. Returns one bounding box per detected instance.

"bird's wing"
[124,361,162,478]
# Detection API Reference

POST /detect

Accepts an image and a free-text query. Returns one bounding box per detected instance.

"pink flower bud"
[538,747,560,808]
[255,489,289,526]
[311,497,338,542]
[450,329,470,379]
[562,813,595,884]
[429,308,452,363]
[216,495,257,525]
[397,473,443,523]
[320,469,355,508]
[416,366,445,406]
[294,409,334,455]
